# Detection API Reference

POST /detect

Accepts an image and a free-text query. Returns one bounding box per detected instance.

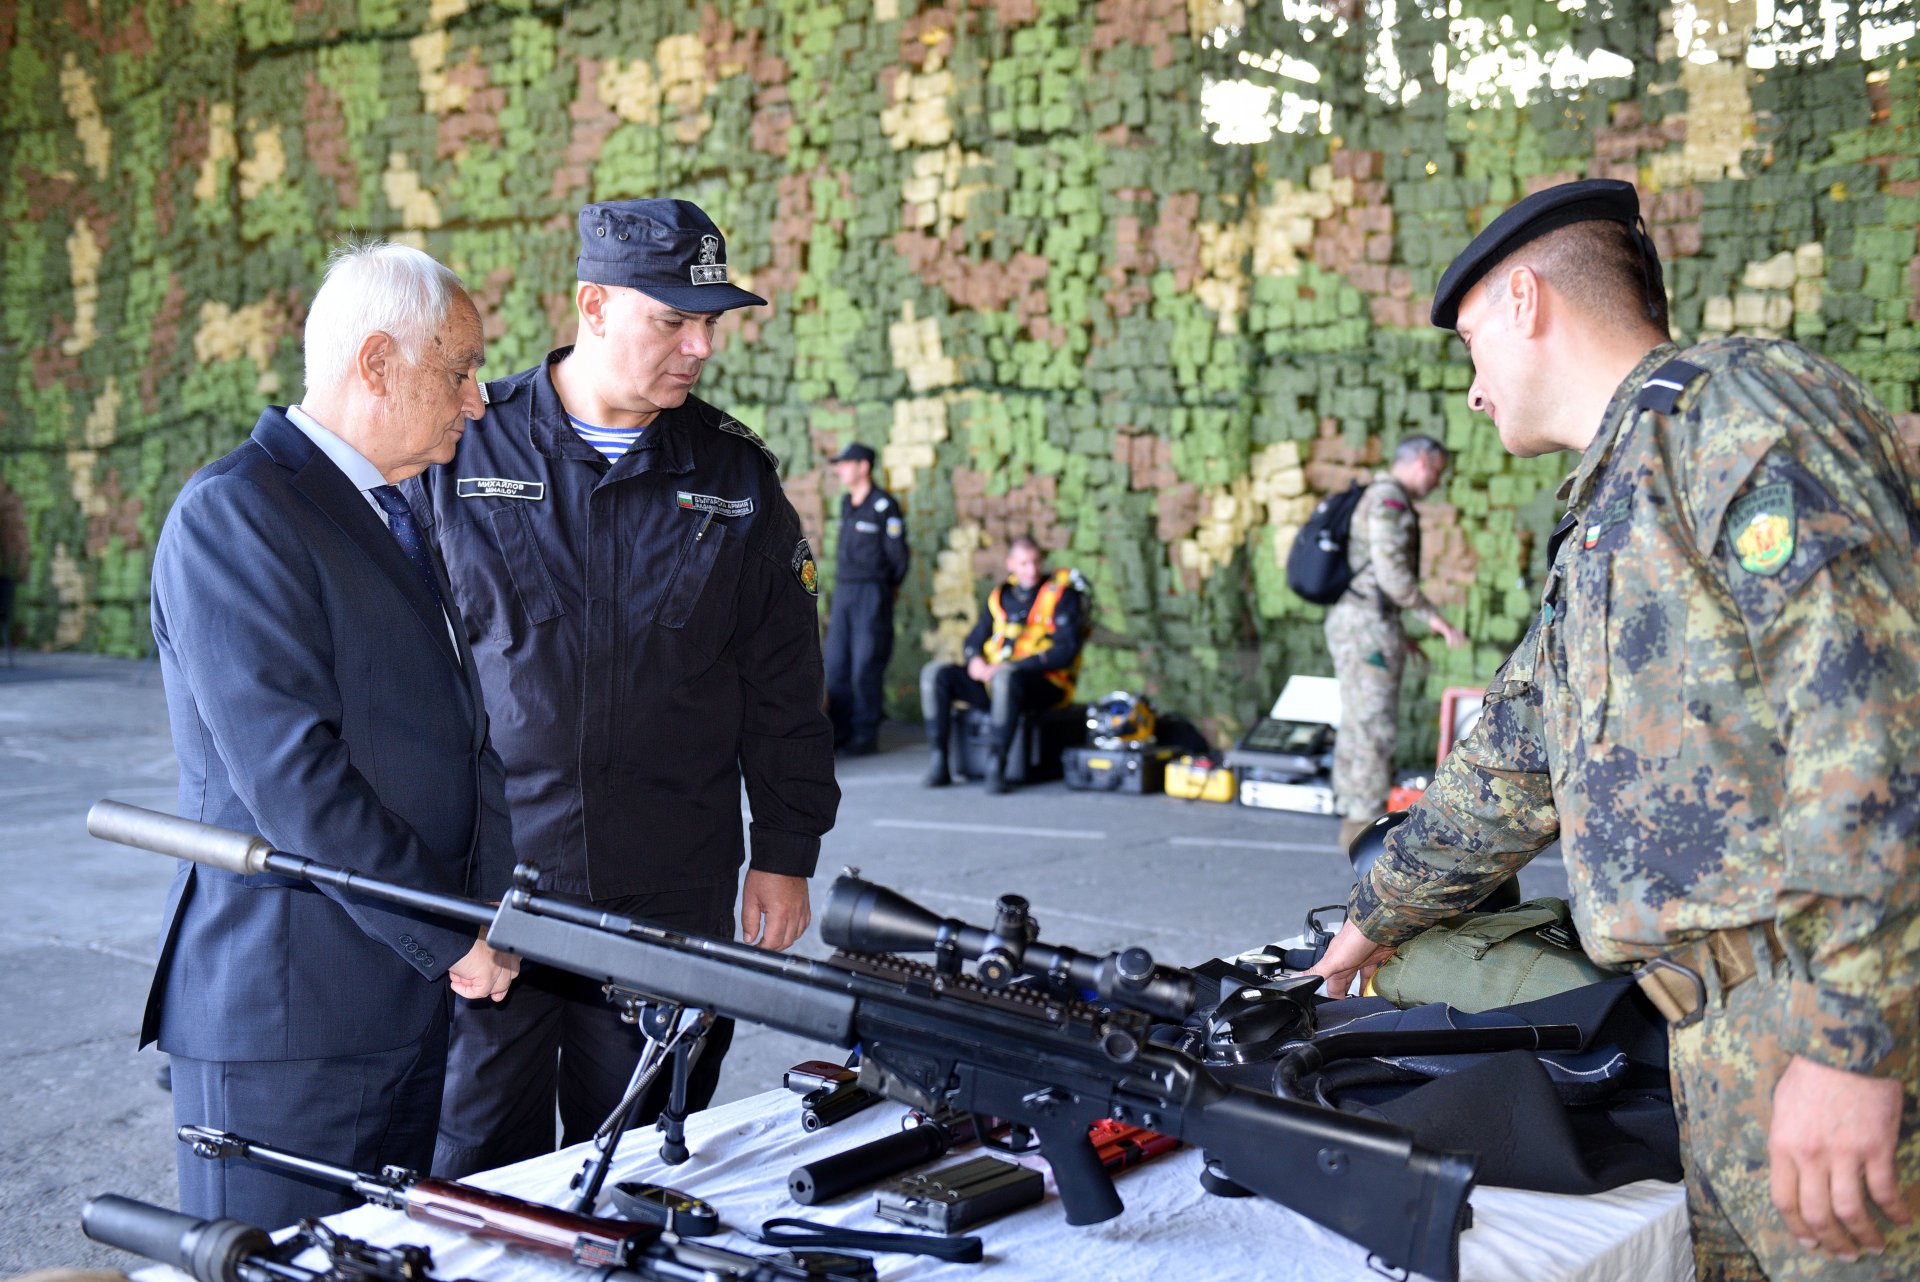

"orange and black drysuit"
[921,568,1087,755]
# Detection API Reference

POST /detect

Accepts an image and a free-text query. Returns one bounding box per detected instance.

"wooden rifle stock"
[399,1177,653,1267]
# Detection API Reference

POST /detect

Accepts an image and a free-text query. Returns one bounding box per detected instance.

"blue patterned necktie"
[369,485,444,608]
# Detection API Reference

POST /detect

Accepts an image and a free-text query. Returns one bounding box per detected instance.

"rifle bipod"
[567,999,716,1214]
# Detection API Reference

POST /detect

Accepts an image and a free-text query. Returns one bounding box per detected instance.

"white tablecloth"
[320,1087,1691,1282]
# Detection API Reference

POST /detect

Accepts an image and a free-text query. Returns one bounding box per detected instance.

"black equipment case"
[1062,744,1181,794]
[949,705,1084,785]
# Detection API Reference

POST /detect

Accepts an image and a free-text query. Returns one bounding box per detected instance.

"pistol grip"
[1039,1124,1122,1225]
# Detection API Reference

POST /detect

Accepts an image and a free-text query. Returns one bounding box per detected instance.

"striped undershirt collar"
[568,413,646,463]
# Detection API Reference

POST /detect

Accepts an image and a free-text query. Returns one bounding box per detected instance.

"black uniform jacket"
[836,487,909,586]
[407,349,839,901]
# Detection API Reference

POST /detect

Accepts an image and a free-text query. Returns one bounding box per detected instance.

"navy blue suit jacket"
[142,409,514,1061]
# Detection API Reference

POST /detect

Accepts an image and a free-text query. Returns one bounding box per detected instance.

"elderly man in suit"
[144,241,518,1229]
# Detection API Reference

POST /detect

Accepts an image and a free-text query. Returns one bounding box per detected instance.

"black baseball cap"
[1431,179,1653,330]
[831,443,876,464]
[577,198,767,312]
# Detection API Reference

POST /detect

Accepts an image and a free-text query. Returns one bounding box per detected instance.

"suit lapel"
[430,539,491,750]
[251,411,463,671]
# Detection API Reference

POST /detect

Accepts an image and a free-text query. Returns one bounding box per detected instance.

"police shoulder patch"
[886,516,903,539]
[1727,482,1796,575]
[792,538,818,596]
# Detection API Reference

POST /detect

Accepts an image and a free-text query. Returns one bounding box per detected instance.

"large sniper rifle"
[91,801,1490,1282]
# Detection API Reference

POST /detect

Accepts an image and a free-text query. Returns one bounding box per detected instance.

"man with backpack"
[1325,434,1467,850]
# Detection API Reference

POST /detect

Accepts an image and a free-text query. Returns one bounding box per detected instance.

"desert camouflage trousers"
[1669,951,1919,1281]
[1326,600,1404,823]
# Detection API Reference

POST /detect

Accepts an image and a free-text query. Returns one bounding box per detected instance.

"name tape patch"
[457,477,545,501]
[677,491,755,518]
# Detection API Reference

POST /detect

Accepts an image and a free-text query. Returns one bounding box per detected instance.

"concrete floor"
[0,652,1567,1274]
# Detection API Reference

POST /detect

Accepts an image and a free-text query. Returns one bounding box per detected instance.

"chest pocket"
[654,517,738,648]
[1560,516,1689,760]
[437,503,563,643]
[486,505,563,631]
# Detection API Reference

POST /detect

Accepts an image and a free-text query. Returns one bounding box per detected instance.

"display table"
[318,1087,1691,1282]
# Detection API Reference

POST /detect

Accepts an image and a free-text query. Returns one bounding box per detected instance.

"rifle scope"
[822,874,1195,1021]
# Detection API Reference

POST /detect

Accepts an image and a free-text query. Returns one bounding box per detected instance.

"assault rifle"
[91,801,1492,1282]
[80,1194,871,1282]
[176,1125,657,1267]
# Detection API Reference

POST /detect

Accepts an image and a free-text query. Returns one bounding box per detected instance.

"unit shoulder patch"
[886,517,904,539]
[1727,482,1796,575]
[792,539,818,596]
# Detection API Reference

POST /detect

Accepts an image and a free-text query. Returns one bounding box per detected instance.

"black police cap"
[577,198,767,312]
[1430,179,1649,330]
[831,443,877,465]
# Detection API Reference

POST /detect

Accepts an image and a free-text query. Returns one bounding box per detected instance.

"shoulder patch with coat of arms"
[1727,482,1796,575]
[792,539,818,596]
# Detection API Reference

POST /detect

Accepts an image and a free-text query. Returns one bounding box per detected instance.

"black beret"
[1430,179,1645,329]
[577,198,767,312]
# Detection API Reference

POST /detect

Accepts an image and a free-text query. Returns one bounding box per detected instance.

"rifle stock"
[93,803,1479,1282]
[1191,1083,1474,1278]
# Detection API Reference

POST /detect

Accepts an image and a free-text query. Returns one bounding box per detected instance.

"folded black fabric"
[1166,975,1682,1193]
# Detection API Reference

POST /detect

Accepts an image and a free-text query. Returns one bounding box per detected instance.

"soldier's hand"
[1769,1054,1912,1260]
[1433,616,1467,649]
[449,935,520,1002]
[742,870,812,951]
[1305,920,1397,998]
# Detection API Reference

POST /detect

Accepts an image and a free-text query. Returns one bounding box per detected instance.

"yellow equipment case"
[1164,757,1237,802]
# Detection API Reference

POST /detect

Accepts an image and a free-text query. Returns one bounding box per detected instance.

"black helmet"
[1346,810,1520,912]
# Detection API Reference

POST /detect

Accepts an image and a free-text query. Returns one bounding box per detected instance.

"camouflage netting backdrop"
[3,0,1916,762]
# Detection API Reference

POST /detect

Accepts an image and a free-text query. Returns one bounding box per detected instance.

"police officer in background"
[920,536,1085,794]
[1326,435,1467,852]
[1311,179,1918,1281]
[406,198,839,1177]
[825,442,908,756]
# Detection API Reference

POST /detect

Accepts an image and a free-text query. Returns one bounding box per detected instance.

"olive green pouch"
[1371,896,1618,1013]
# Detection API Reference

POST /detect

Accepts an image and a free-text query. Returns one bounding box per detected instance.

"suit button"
[401,935,415,947]
[421,955,435,967]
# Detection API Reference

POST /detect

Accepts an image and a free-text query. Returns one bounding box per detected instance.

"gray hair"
[303,240,462,394]
[1394,434,1448,468]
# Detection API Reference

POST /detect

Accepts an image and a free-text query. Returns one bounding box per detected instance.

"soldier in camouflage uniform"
[1326,435,1468,851]
[1311,180,1918,1281]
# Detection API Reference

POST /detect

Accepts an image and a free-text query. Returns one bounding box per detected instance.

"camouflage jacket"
[1341,473,1436,621]
[1351,338,1920,1077]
